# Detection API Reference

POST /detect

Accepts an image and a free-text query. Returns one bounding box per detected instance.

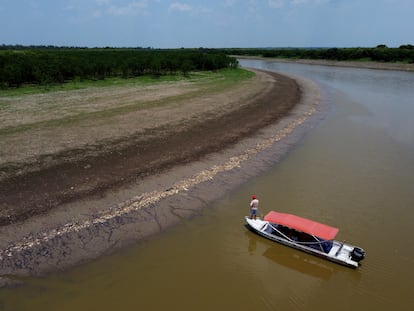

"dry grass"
[0,69,260,179]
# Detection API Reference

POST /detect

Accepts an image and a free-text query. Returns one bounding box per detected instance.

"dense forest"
[0,47,238,88]
[1,45,413,88]
[222,45,414,63]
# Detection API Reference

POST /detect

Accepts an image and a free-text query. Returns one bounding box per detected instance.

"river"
[1,60,413,310]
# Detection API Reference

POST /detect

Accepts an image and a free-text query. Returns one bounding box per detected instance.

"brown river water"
[1,60,413,310]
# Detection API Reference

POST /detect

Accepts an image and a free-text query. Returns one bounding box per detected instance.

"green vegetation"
[0,74,185,97]
[3,44,412,90]
[0,47,238,88]
[221,45,414,64]
[0,67,251,97]
[0,67,253,136]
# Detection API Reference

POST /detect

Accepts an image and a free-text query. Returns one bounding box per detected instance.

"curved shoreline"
[0,70,322,282]
[0,69,294,226]
[237,56,414,72]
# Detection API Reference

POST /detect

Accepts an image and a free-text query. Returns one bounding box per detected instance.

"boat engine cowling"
[351,247,365,262]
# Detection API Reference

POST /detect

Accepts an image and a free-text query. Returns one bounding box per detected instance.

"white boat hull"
[245,216,364,268]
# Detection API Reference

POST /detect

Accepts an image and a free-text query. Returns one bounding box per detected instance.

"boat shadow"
[262,246,335,280]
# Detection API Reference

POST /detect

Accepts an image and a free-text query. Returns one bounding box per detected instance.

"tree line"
[0,48,238,88]
[222,45,414,63]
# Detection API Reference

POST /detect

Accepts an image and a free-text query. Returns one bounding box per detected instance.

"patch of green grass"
[0,75,181,97]
[0,68,255,136]
[0,68,253,97]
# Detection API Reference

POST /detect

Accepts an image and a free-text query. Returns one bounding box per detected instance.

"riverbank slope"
[0,68,320,279]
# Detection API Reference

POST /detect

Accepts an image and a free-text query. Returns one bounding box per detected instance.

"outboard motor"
[351,247,365,262]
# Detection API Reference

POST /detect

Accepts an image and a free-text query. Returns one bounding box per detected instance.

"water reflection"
[245,229,335,280]
[244,228,363,285]
[262,247,334,281]
[246,227,257,255]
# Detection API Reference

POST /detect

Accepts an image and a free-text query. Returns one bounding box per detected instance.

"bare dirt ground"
[0,69,299,226]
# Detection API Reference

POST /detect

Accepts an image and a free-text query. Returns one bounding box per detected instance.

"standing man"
[250,195,259,220]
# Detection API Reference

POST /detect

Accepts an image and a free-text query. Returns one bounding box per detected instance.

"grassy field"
[0,68,254,137]
[0,67,261,180]
[0,68,254,97]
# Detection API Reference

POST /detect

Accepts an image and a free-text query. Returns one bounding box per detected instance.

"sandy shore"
[0,69,322,283]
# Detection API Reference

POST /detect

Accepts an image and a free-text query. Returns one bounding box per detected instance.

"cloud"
[268,0,284,8]
[290,0,308,4]
[95,0,149,16]
[96,0,110,5]
[169,2,192,12]
[169,2,211,16]
[290,0,333,5]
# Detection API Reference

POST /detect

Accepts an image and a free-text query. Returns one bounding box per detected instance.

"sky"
[0,0,413,48]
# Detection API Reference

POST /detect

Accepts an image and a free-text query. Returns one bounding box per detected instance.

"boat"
[245,211,365,268]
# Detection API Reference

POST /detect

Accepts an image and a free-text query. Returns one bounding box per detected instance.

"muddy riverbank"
[0,69,321,281]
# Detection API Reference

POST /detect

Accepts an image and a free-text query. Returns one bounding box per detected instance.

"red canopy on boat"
[264,211,339,240]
